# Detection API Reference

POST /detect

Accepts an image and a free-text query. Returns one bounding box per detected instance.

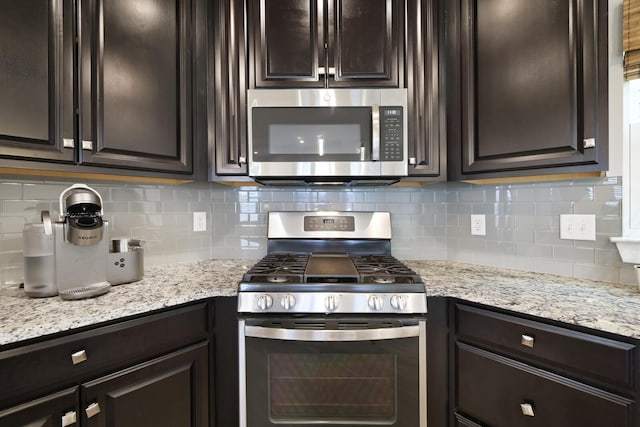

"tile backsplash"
[0,176,636,286]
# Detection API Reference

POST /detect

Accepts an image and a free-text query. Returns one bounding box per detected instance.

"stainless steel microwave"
[247,88,408,184]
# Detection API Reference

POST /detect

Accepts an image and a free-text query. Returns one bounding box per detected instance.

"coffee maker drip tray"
[58,282,111,301]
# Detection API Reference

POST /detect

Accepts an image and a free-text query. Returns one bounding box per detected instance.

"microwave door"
[249,106,381,177]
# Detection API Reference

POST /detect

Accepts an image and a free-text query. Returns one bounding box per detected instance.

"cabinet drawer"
[0,303,208,408]
[456,343,634,427]
[455,304,635,387]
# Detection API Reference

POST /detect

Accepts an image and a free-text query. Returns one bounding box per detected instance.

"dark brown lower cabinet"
[81,343,208,427]
[456,343,633,426]
[0,302,211,427]
[450,301,639,427]
[0,387,79,427]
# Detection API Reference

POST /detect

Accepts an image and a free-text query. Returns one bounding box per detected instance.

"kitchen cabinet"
[450,301,639,426]
[0,387,79,427]
[248,0,404,88]
[211,296,239,426]
[0,0,208,180]
[211,0,249,176]
[0,0,75,164]
[446,0,608,180]
[0,303,210,427]
[405,0,445,179]
[80,343,208,426]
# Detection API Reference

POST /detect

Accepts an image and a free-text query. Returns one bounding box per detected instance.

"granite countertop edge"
[1,259,638,347]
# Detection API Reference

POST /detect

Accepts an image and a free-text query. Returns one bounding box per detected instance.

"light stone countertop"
[1,259,639,347]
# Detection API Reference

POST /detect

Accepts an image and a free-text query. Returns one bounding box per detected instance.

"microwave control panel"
[380,107,404,161]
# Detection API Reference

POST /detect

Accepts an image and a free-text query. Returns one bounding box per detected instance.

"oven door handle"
[244,325,420,341]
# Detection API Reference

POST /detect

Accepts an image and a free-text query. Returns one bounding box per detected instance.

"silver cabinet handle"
[61,411,77,427]
[520,402,535,417]
[63,138,75,148]
[82,140,93,150]
[318,66,336,75]
[521,334,535,348]
[71,350,87,365]
[409,157,417,165]
[85,402,101,418]
[238,156,247,165]
[583,138,596,148]
[245,324,419,342]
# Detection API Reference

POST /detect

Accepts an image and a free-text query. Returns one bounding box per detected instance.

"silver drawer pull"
[85,402,101,418]
[520,402,535,417]
[583,138,596,148]
[521,334,535,348]
[71,349,87,365]
[61,411,77,426]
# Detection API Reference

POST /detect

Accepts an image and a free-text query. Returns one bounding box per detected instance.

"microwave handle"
[371,104,380,161]
[244,324,419,341]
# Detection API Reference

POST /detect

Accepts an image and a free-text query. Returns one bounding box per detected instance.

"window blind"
[624,0,640,80]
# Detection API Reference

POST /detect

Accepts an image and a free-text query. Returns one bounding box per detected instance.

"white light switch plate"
[560,214,596,241]
[193,212,207,232]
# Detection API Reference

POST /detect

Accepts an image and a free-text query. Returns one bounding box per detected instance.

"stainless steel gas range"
[238,211,427,427]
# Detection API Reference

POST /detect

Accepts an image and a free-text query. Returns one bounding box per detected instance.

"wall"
[0,176,637,287]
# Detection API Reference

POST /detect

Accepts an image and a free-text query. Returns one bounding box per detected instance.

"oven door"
[239,318,426,427]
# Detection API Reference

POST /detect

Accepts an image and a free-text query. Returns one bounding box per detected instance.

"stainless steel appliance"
[247,89,408,184]
[238,211,427,427]
[108,238,145,285]
[53,184,110,300]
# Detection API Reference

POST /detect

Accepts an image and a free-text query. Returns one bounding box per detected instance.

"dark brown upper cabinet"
[248,0,404,88]
[211,0,249,176]
[78,0,193,174]
[0,0,206,179]
[0,0,75,164]
[446,0,608,180]
[406,0,445,178]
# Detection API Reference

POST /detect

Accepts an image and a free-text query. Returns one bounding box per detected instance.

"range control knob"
[280,294,296,310]
[325,295,338,312]
[368,295,383,311]
[256,294,273,311]
[390,295,408,311]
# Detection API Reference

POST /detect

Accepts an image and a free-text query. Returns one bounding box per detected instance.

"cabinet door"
[81,343,208,427]
[79,0,193,174]
[406,0,443,177]
[0,0,75,164]
[249,0,324,88]
[448,0,608,178]
[213,0,249,175]
[0,387,79,427]
[329,0,403,87]
[249,0,401,88]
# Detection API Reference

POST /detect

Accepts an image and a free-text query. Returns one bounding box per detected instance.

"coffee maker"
[53,184,111,300]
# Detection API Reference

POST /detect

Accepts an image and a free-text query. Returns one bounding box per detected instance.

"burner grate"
[243,253,308,283]
[350,254,421,284]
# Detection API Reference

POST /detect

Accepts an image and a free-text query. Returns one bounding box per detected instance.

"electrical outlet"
[559,214,596,241]
[471,214,486,236]
[193,212,207,232]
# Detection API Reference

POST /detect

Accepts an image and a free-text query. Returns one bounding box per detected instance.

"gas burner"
[372,276,396,284]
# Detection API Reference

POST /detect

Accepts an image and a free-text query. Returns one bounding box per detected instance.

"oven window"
[269,353,396,422]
